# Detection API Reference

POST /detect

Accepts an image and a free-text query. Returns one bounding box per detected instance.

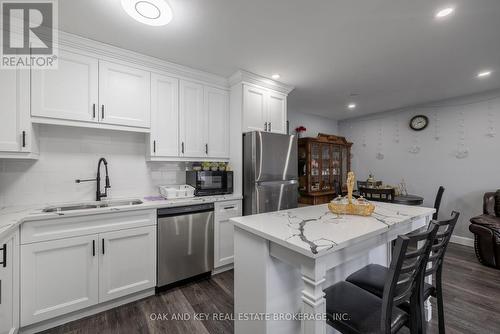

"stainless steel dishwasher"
[157,203,214,289]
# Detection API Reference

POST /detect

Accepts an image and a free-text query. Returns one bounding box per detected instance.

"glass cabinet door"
[341,147,348,192]
[310,142,321,192]
[320,144,331,191]
[332,145,342,194]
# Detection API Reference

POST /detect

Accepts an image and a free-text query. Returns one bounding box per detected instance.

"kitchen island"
[231,202,435,334]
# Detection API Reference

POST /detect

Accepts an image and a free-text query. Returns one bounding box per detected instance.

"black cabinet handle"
[264,122,268,131]
[205,143,208,155]
[92,240,95,257]
[22,131,26,148]
[269,122,272,132]
[153,140,156,153]
[0,244,6,268]
[92,104,96,119]
[101,105,105,119]
[223,206,235,210]
[102,239,105,255]
[181,142,184,154]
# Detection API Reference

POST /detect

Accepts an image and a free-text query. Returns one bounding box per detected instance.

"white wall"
[287,110,338,137]
[339,90,500,241]
[0,125,187,207]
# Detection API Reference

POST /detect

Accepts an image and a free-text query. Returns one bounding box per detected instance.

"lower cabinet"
[0,231,19,334]
[20,235,99,326]
[214,200,242,268]
[99,226,156,303]
[20,211,156,327]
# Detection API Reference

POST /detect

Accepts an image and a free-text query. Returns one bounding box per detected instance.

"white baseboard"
[450,235,474,247]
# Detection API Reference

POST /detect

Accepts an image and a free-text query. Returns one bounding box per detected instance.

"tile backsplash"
[0,125,187,207]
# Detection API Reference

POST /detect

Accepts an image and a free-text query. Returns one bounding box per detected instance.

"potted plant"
[210,162,219,171]
[218,162,227,171]
[202,161,211,171]
[295,126,307,138]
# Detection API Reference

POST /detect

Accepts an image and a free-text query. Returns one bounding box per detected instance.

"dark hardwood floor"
[41,244,499,334]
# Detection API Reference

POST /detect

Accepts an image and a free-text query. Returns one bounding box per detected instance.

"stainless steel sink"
[42,199,143,213]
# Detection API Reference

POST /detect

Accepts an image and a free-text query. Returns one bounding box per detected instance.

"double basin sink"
[43,199,143,213]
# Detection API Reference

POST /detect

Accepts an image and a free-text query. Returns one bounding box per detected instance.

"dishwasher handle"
[157,203,214,217]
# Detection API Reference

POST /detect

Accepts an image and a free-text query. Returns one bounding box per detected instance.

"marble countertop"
[231,202,435,258]
[0,194,242,241]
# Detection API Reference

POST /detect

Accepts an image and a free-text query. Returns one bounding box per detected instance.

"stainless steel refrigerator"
[243,131,298,216]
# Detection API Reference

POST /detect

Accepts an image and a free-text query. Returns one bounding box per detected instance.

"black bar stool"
[346,211,460,334]
[324,222,439,334]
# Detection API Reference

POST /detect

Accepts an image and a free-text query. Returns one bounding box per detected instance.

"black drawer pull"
[224,206,236,210]
[0,244,6,268]
[92,240,95,257]
[22,131,26,148]
[102,239,105,255]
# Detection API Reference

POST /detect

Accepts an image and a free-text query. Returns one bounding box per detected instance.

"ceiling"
[58,0,500,120]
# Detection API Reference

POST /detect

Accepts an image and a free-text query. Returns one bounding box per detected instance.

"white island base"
[232,203,435,334]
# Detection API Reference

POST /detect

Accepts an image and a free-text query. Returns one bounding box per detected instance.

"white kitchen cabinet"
[242,84,287,134]
[267,91,287,134]
[31,49,99,123]
[20,235,99,326]
[214,200,242,268]
[0,231,19,334]
[99,60,151,128]
[242,85,267,132]
[0,67,37,157]
[150,73,179,157]
[99,226,156,303]
[179,80,206,157]
[206,86,229,158]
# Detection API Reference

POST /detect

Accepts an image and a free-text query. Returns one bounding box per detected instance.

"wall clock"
[409,115,429,131]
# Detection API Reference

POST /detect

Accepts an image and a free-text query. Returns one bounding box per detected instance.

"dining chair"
[359,186,395,203]
[346,211,460,334]
[433,186,445,220]
[324,222,439,334]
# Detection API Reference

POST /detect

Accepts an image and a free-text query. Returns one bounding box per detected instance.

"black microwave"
[186,171,233,196]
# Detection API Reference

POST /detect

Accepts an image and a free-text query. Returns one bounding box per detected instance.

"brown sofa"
[469,192,500,269]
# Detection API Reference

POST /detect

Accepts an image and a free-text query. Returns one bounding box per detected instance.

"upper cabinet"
[179,80,206,158]
[99,61,150,128]
[149,79,229,161]
[150,73,179,158]
[0,67,38,158]
[31,50,98,123]
[31,49,151,131]
[206,87,229,158]
[242,84,289,134]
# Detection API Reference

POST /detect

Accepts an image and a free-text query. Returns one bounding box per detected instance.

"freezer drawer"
[157,206,214,287]
[244,180,298,215]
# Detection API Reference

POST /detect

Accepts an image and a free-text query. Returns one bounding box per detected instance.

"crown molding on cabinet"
[229,70,295,95]
[56,31,229,90]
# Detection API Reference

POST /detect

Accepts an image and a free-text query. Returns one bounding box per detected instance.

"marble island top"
[231,202,435,258]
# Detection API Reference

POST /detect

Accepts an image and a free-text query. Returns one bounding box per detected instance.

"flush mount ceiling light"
[121,0,173,26]
[347,103,356,110]
[271,74,281,80]
[435,7,455,19]
[477,70,492,78]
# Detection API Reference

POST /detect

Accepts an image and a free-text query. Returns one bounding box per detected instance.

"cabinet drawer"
[215,200,242,221]
[21,209,156,244]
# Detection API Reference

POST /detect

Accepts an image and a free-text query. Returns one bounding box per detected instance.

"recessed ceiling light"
[121,0,173,26]
[271,74,281,80]
[435,7,455,19]
[347,103,356,110]
[477,70,492,78]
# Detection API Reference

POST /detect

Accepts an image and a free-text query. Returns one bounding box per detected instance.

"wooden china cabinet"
[298,133,352,205]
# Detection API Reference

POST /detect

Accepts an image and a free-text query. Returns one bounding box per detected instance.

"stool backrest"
[381,222,439,333]
[426,211,460,277]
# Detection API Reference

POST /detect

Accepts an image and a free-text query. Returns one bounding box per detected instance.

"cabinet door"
[99,61,151,128]
[267,91,287,134]
[99,226,156,303]
[20,235,98,326]
[214,201,242,268]
[179,80,205,157]
[206,86,229,158]
[0,69,30,152]
[31,50,98,123]
[0,237,14,334]
[243,85,267,132]
[151,73,179,157]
